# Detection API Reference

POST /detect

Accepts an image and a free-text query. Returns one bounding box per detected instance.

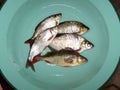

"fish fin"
[64,47,73,51]
[24,38,32,44]
[75,48,81,53]
[48,46,56,52]
[64,66,70,67]
[47,35,54,41]
[32,54,41,64]
[24,38,34,48]
[64,58,73,63]
[26,60,35,72]
[45,60,52,64]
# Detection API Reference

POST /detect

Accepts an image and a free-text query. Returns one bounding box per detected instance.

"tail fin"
[24,38,34,48]
[26,55,41,71]
[26,60,35,72]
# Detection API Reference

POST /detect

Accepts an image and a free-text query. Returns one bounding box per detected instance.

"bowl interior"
[7,0,109,90]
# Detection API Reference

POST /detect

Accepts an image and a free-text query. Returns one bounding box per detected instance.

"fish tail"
[26,60,35,72]
[24,38,34,48]
[26,55,41,71]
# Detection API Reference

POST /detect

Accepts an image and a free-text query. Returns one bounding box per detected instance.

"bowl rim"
[0,0,120,90]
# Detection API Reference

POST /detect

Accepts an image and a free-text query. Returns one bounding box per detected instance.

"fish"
[49,34,94,53]
[26,27,58,71]
[57,21,89,35]
[24,13,62,47]
[32,50,88,67]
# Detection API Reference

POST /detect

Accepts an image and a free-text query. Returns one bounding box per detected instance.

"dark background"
[0,0,120,90]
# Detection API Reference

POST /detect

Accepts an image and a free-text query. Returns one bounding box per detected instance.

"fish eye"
[86,43,94,49]
[87,43,92,47]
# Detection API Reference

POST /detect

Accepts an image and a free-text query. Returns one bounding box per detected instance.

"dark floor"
[0,0,120,90]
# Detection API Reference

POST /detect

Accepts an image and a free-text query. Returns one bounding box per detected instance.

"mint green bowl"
[0,0,120,90]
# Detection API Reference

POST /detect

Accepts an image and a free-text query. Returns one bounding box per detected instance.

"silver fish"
[49,34,94,53]
[57,21,89,35]
[26,27,58,71]
[24,13,62,47]
[32,50,88,67]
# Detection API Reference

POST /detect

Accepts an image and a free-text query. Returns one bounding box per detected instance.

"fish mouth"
[54,13,62,19]
[55,13,62,25]
[82,24,90,30]
[82,58,88,63]
[55,13,62,17]
[88,41,94,48]
[80,24,89,35]
[82,56,88,63]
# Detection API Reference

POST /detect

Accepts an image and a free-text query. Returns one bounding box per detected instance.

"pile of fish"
[25,13,94,71]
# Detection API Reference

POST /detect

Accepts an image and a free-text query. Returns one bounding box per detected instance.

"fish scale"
[24,13,62,47]
[49,34,94,53]
[26,28,58,71]
[25,14,92,71]
[57,21,89,35]
[31,50,88,67]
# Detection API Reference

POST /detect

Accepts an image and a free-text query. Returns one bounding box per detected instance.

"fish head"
[81,39,94,51]
[80,24,89,34]
[50,27,58,35]
[77,55,88,64]
[54,13,62,25]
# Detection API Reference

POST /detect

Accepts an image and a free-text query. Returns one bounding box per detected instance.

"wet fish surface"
[26,27,58,71]
[49,34,94,53]
[57,21,89,35]
[24,13,94,71]
[24,13,62,47]
[32,50,88,67]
